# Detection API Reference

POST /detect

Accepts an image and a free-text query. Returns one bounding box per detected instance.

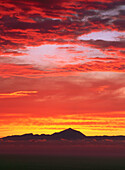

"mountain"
[1,128,125,141]
[51,128,85,140]
[2,128,86,141]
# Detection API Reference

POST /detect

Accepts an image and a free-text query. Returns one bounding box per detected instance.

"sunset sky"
[0,0,125,137]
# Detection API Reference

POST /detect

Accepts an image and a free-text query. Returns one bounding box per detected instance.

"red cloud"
[0,0,124,56]
[0,59,124,79]
[0,64,45,78]
[0,63,75,78]
[57,60,125,73]
[88,57,119,61]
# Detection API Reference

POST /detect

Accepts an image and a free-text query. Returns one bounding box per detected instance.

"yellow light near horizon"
[0,113,125,138]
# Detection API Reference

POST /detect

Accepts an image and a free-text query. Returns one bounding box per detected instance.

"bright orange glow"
[0,112,125,138]
[0,91,38,98]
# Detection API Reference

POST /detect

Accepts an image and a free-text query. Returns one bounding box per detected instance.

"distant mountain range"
[1,128,125,141]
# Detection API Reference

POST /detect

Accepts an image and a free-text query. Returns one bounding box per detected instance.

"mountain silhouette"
[51,128,85,140]
[1,128,125,141]
[2,128,85,141]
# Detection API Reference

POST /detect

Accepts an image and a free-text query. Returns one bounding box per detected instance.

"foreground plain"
[0,155,125,170]
[0,139,125,170]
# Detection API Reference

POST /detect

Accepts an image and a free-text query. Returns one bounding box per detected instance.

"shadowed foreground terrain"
[0,155,125,170]
[0,129,125,169]
[0,140,125,170]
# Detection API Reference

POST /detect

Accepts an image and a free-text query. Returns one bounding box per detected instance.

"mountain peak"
[60,128,82,133]
[52,128,86,140]
[66,128,74,131]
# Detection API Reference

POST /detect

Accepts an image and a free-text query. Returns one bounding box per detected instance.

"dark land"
[0,128,125,170]
[0,155,125,170]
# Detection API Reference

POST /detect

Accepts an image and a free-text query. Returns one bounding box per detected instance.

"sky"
[0,0,125,137]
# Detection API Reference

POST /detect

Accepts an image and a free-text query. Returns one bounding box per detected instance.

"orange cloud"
[0,91,37,99]
[0,59,125,79]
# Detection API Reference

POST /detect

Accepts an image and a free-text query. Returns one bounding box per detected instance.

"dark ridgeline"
[1,128,125,141]
[51,128,85,140]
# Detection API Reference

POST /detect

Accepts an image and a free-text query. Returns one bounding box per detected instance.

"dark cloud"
[113,19,125,31]
[0,0,125,54]
[82,40,125,50]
